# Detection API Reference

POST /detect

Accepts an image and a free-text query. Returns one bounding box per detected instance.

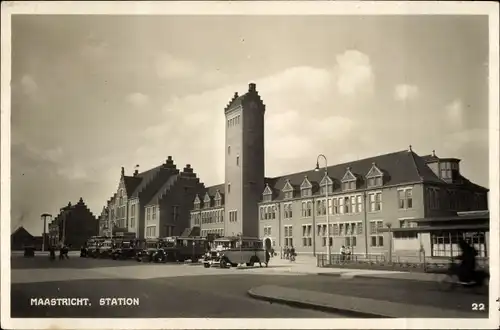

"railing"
[316,252,489,273]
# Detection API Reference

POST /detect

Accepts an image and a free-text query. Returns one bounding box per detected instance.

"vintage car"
[112,240,142,260]
[202,237,267,268]
[82,236,106,258]
[97,240,114,258]
[136,239,167,263]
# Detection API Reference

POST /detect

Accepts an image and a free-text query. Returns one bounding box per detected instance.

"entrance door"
[264,237,272,251]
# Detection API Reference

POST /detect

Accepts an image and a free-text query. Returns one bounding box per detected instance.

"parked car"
[97,240,113,258]
[23,245,36,258]
[136,239,167,263]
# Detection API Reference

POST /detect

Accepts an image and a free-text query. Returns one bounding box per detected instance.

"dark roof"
[123,176,143,196]
[266,150,444,200]
[11,226,33,237]
[207,184,225,198]
[421,154,439,163]
[145,172,179,206]
[130,165,164,198]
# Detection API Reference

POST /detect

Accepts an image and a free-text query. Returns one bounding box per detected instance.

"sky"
[9,14,490,235]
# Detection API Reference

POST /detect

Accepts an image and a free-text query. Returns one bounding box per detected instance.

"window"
[284,225,293,247]
[260,205,276,220]
[301,188,312,197]
[236,156,240,166]
[356,195,363,213]
[427,187,440,210]
[317,224,333,247]
[302,224,312,247]
[345,236,357,247]
[227,145,231,155]
[440,162,452,180]
[283,203,293,218]
[229,210,238,222]
[369,220,384,247]
[146,207,151,221]
[152,206,157,220]
[227,183,231,194]
[284,191,294,199]
[264,226,272,237]
[398,188,413,210]
[368,192,382,212]
[316,199,326,216]
[146,226,157,238]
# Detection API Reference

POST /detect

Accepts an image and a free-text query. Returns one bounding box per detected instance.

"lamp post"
[386,223,393,264]
[315,154,331,264]
[40,213,52,252]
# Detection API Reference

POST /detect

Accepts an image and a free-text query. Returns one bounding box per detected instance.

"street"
[10,256,489,318]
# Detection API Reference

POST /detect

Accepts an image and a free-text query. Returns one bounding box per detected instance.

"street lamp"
[386,223,393,264]
[315,154,331,264]
[40,213,52,252]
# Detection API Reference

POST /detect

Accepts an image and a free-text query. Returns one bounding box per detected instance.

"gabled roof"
[262,183,274,195]
[123,176,143,196]
[319,173,334,186]
[130,165,165,198]
[300,176,313,189]
[11,226,33,237]
[366,163,384,178]
[266,150,446,201]
[144,171,180,206]
[282,180,294,192]
[341,167,357,182]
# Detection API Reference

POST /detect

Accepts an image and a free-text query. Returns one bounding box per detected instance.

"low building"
[11,226,35,250]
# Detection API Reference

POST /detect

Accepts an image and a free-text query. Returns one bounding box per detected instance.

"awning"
[379,224,490,233]
[411,214,489,223]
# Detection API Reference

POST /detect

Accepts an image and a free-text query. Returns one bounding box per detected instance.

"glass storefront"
[431,231,487,257]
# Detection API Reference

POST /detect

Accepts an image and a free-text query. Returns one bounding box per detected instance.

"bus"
[203,236,267,268]
[163,236,209,262]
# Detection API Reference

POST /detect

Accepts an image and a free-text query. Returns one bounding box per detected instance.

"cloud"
[20,74,38,96]
[445,99,464,129]
[443,128,488,152]
[334,50,374,96]
[80,34,109,60]
[155,53,197,80]
[126,92,150,107]
[394,84,419,101]
[138,64,369,185]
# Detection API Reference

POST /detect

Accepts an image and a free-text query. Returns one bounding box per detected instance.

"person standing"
[339,245,346,263]
[290,246,296,262]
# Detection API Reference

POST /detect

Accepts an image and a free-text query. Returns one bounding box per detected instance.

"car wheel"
[220,259,227,268]
[204,263,210,268]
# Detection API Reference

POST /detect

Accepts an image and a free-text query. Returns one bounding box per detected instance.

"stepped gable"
[268,149,445,201]
[144,170,180,207]
[224,82,266,114]
[129,165,165,198]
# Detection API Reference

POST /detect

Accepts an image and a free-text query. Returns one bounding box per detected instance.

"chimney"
[165,155,175,168]
[432,150,436,157]
[121,167,125,176]
[79,197,84,204]
[408,145,412,153]
[134,164,140,176]
[182,164,195,177]
[248,83,256,92]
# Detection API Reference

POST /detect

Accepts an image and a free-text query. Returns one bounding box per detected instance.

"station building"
[189,83,489,258]
[98,82,489,258]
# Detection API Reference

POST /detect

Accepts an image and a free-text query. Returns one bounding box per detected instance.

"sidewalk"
[248,285,480,318]
[268,256,444,282]
[12,251,81,257]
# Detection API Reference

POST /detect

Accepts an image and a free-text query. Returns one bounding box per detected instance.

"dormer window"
[214,190,222,207]
[262,184,273,202]
[341,167,357,191]
[319,173,334,195]
[282,179,294,199]
[366,162,384,188]
[300,176,313,198]
[194,195,201,210]
[203,193,211,209]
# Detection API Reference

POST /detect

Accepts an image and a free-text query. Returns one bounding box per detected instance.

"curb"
[247,288,389,318]
[316,272,441,284]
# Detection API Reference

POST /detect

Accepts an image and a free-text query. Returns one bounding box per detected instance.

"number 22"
[472,303,485,311]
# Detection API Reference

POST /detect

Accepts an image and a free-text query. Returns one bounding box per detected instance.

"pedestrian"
[340,245,346,263]
[290,246,296,262]
[265,250,270,266]
[49,245,56,261]
[345,246,351,261]
[63,244,70,259]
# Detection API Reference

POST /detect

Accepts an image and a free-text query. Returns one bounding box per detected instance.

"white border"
[1,1,499,329]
